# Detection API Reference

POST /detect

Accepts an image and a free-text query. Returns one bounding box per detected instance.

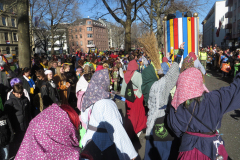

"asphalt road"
[115,69,240,160]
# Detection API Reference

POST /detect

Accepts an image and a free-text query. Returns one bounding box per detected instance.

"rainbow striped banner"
[163,12,199,60]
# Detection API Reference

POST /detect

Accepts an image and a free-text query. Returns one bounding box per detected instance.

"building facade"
[225,0,240,48]
[202,1,228,48]
[0,1,18,55]
[68,18,108,54]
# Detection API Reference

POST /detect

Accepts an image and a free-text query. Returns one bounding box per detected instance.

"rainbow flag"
[164,12,199,59]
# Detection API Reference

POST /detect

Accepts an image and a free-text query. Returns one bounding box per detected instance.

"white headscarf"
[44,70,52,75]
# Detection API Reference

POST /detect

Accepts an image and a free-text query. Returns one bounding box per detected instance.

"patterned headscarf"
[15,103,80,160]
[124,60,138,84]
[82,69,110,112]
[171,68,209,110]
[180,55,194,73]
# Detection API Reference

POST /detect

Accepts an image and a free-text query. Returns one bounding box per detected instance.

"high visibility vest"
[160,54,163,64]
[200,52,207,60]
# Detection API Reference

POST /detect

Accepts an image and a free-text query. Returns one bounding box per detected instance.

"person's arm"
[208,72,240,115]
[194,59,206,75]
[119,68,124,78]
[102,101,138,160]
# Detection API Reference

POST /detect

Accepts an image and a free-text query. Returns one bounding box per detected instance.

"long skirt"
[178,148,211,160]
[125,95,147,138]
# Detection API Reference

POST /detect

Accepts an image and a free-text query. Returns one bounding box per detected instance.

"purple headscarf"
[10,78,22,87]
[15,103,80,160]
[82,69,110,111]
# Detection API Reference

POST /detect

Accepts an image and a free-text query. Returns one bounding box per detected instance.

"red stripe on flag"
[174,18,178,49]
[191,17,195,53]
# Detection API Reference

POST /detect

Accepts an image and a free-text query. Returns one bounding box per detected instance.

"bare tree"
[98,0,147,52]
[30,0,81,54]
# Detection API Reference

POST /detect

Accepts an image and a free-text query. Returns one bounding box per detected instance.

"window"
[88,40,93,45]
[79,28,82,32]
[72,42,74,46]
[75,35,78,38]
[71,35,73,39]
[0,3,3,11]
[87,27,92,31]
[6,47,10,54]
[11,19,15,27]
[13,33,17,41]
[87,21,92,25]
[10,8,13,13]
[4,33,8,40]
[75,28,77,32]
[80,34,82,38]
[80,41,83,46]
[2,17,6,26]
[15,47,18,55]
[71,29,73,33]
[87,34,93,38]
[76,41,78,46]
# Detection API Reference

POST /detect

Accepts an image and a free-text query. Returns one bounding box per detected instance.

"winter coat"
[4,93,31,132]
[0,110,14,147]
[41,81,60,108]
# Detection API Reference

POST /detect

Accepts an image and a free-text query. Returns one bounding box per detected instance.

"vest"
[200,52,207,60]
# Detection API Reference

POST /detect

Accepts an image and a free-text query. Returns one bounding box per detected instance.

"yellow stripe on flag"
[170,19,174,61]
[187,17,192,53]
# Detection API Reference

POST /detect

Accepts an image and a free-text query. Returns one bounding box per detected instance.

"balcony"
[225,23,232,29]
[225,11,233,18]
[226,0,233,6]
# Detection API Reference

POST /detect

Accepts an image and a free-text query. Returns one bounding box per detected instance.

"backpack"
[0,112,13,147]
[125,80,136,103]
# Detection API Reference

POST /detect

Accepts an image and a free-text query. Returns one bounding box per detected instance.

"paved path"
[116,69,240,160]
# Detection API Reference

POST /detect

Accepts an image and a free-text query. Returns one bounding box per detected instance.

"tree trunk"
[156,17,163,51]
[150,0,153,33]
[51,26,55,54]
[125,16,132,53]
[18,0,31,68]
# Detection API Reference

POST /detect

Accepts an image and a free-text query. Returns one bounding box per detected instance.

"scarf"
[124,60,138,84]
[15,103,80,159]
[171,68,209,110]
[81,69,110,112]
[146,62,180,136]
[23,75,35,94]
[141,65,158,106]
[40,63,48,69]
[180,55,194,73]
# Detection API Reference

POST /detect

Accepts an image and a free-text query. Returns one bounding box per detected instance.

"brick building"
[68,18,108,54]
[0,1,18,55]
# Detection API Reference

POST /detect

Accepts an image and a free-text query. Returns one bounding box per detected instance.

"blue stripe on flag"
[167,21,170,53]
[182,17,188,59]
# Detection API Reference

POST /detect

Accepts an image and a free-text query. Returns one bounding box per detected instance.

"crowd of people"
[0,44,240,160]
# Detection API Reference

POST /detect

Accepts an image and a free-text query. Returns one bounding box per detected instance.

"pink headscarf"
[171,68,209,110]
[189,52,197,61]
[95,65,104,72]
[162,57,168,63]
[15,104,80,159]
[124,60,138,84]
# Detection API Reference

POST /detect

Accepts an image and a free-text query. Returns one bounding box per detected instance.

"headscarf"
[141,65,158,106]
[95,65,104,72]
[171,68,209,110]
[189,52,197,61]
[124,60,138,84]
[146,62,180,136]
[161,62,169,75]
[180,55,194,73]
[162,57,168,63]
[82,69,110,112]
[15,103,80,160]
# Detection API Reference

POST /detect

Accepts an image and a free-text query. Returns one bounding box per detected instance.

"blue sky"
[80,0,221,33]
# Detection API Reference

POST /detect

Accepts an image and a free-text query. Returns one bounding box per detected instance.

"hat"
[44,70,52,75]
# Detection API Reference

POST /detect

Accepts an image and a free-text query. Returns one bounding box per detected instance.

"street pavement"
[115,69,240,160]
